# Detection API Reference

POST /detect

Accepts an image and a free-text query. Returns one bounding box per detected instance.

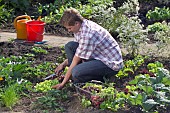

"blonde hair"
[59,8,84,26]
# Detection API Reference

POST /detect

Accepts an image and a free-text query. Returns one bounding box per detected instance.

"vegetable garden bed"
[0,0,170,112]
[0,41,169,113]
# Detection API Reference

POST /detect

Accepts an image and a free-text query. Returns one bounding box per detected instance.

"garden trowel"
[43,73,56,80]
[43,69,64,81]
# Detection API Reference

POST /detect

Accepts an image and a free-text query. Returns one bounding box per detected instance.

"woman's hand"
[53,56,81,90]
[52,83,64,90]
[55,64,65,75]
[55,59,68,75]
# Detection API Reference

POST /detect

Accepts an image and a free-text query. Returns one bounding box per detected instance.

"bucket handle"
[28,24,45,41]
[14,15,32,30]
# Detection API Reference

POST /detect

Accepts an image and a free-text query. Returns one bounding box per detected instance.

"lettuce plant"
[1,85,19,109]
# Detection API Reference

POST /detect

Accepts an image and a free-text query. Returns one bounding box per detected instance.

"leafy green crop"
[34,89,67,111]
[34,79,59,92]
[1,85,19,109]
[128,66,170,112]
[116,55,146,78]
[31,46,48,54]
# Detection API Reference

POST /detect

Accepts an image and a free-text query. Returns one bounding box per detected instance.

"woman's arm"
[55,59,68,75]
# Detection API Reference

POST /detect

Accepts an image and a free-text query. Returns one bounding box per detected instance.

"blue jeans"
[65,41,118,83]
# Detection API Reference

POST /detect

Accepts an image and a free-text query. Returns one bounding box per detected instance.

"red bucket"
[26,21,45,42]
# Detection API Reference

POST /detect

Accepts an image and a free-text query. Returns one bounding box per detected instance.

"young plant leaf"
[142,99,158,112]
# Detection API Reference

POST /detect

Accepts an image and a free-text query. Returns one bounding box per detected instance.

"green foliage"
[36,96,60,110]
[15,79,34,94]
[147,22,169,33]
[34,89,67,111]
[0,0,13,24]
[24,62,56,79]
[150,21,170,57]
[147,61,163,73]
[146,7,170,21]
[83,0,113,18]
[4,0,30,13]
[118,0,140,14]
[91,1,122,33]
[1,85,19,109]
[82,83,103,94]
[116,55,146,78]
[116,16,148,56]
[34,79,59,92]
[128,93,143,106]
[80,82,127,111]
[39,5,66,23]
[92,0,140,34]
[38,0,141,36]
[81,96,91,108]
[39,0,114,24]
[128,66,170,112]
[0,56,29,85]
[92,5,124,33]
[31,46,48,54]
[138,0,153,3]
[78,64,170,112]
[0,0,32,24]
[39,0,81,23]
[46,0,81,11]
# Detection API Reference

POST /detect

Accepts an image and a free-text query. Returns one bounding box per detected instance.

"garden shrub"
[92,0,140,35]
[118,0,140,15]
[3,0,31,13]
[0,0,13,24]
[153,22,170,57]
[116,16,148,56]
[38,0,82,23]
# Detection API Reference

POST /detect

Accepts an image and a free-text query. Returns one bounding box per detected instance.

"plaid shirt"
[74,19,123,71]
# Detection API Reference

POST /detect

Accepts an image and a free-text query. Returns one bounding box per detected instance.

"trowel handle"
[13,15,32,29]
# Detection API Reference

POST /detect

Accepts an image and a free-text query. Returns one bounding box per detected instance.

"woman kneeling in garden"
[52,8,123,90]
